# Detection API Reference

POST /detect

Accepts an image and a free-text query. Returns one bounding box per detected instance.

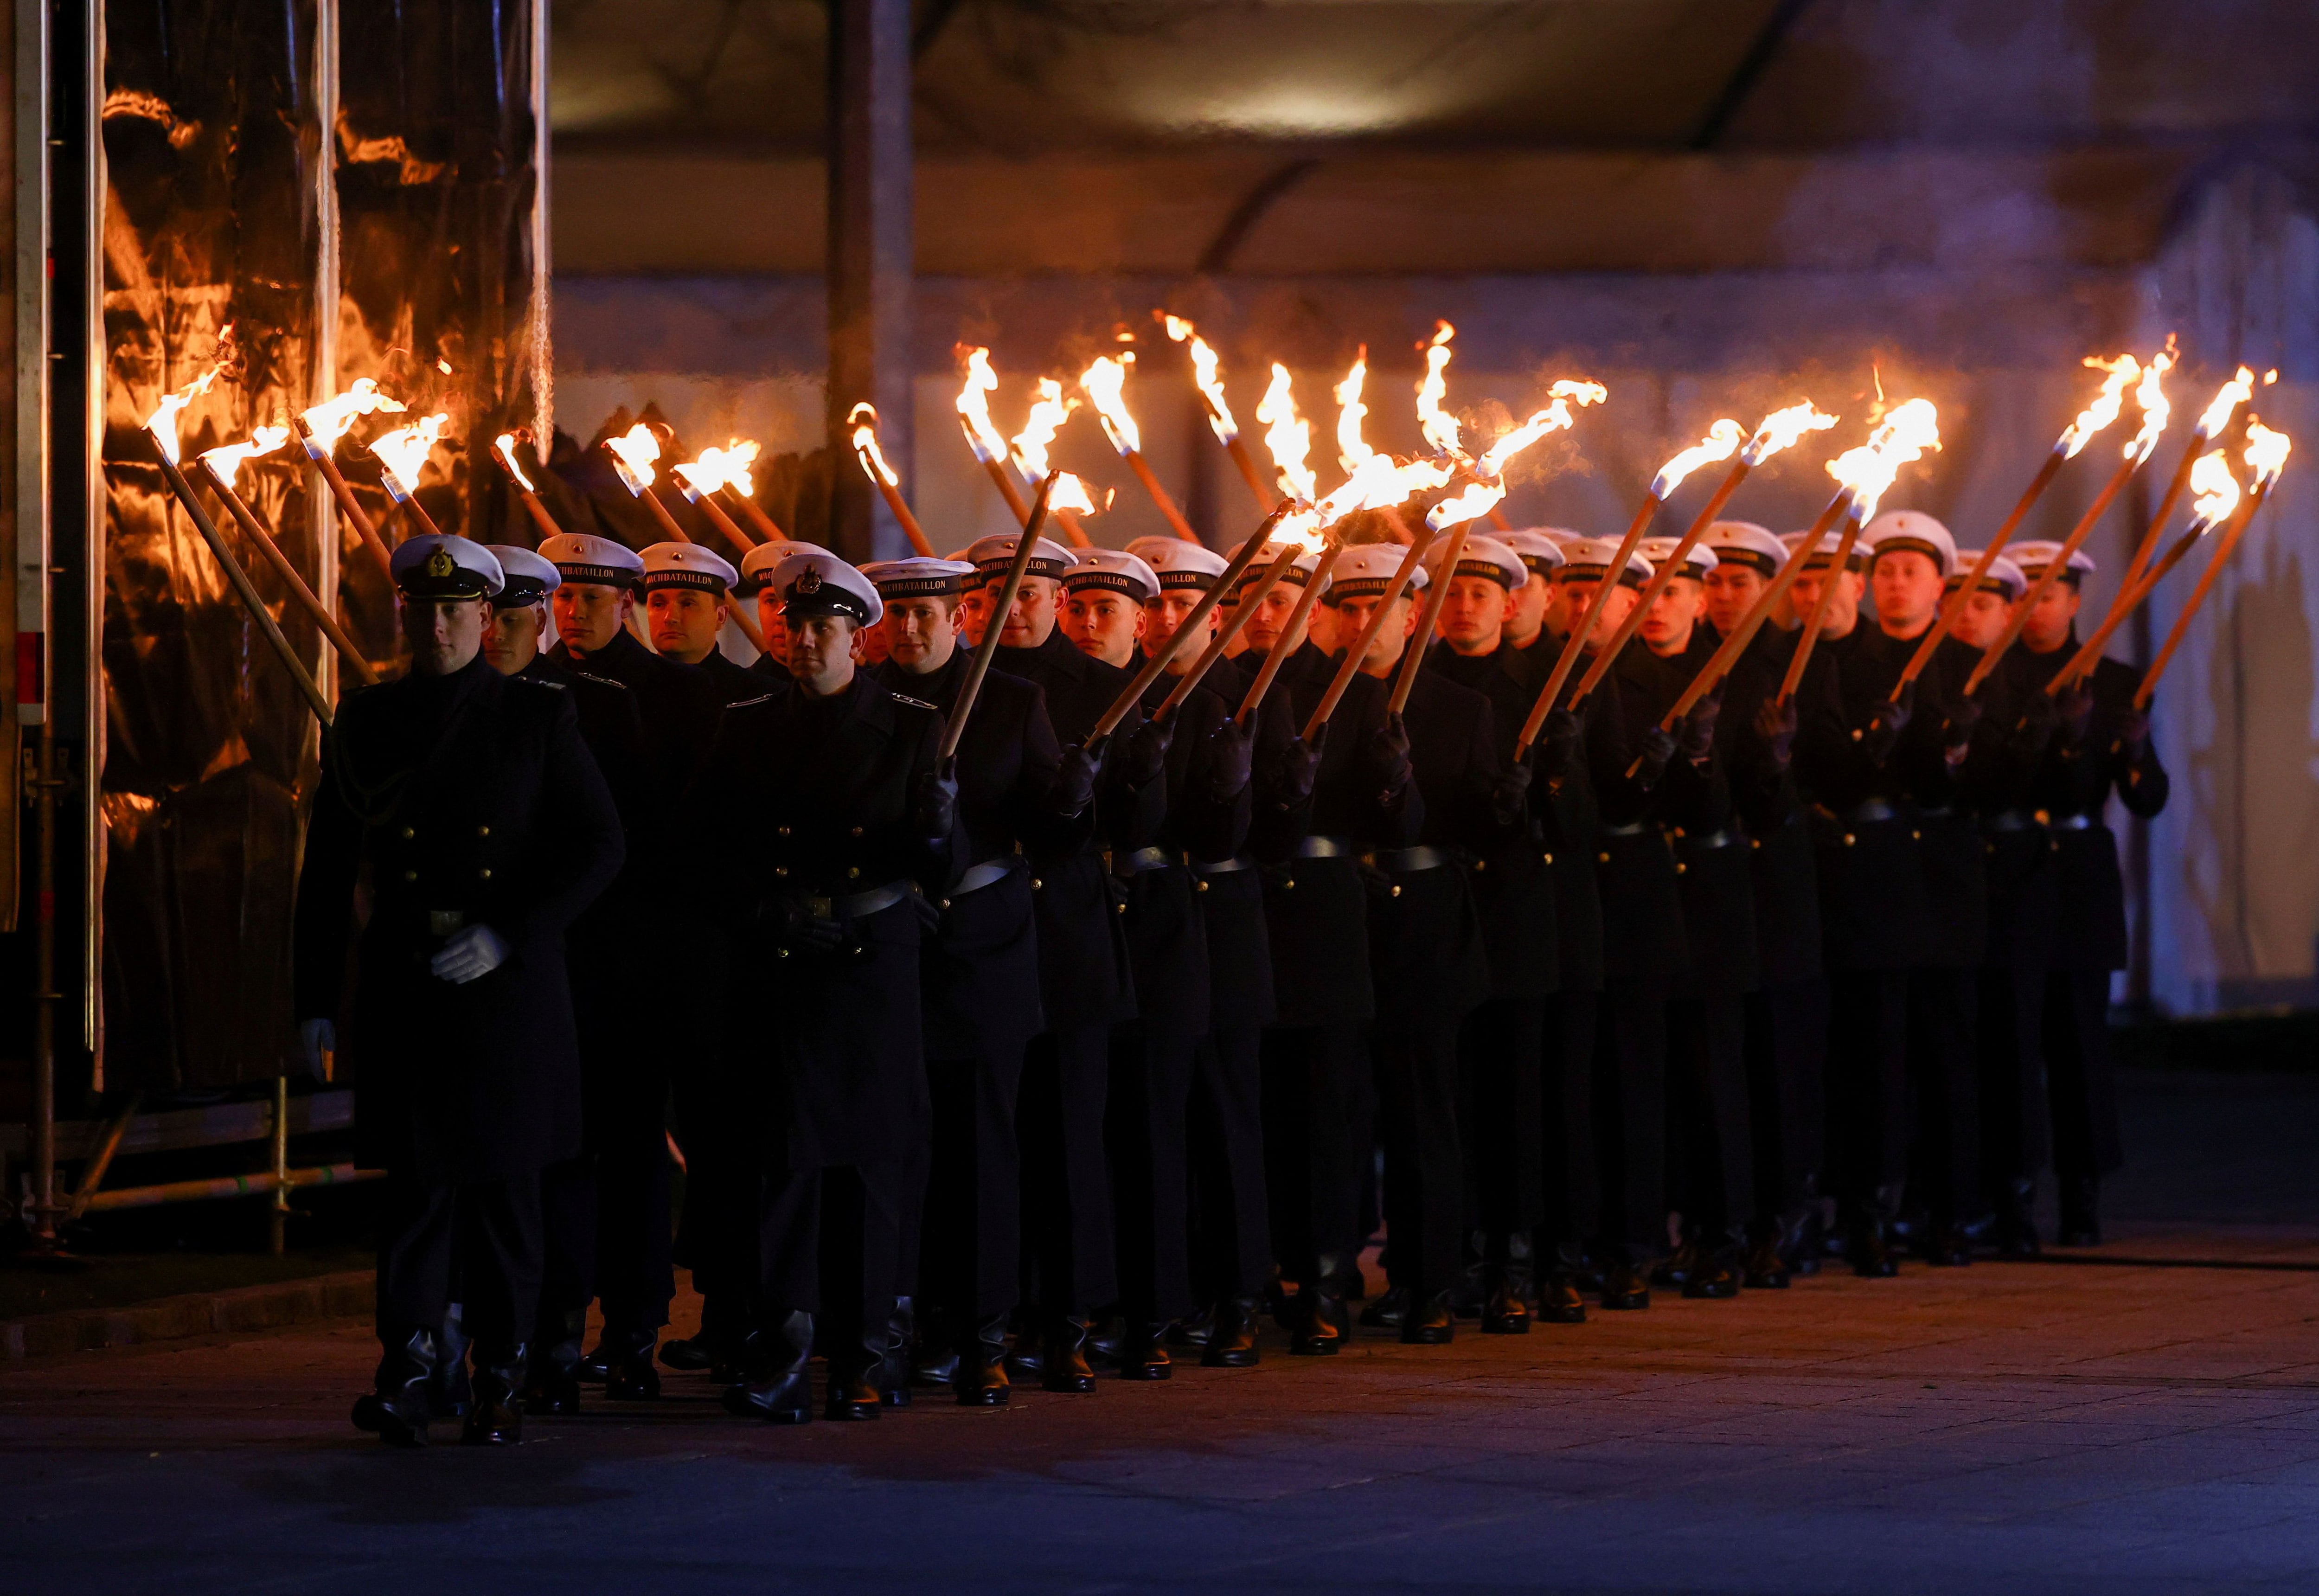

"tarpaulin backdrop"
[98,0,542,1091]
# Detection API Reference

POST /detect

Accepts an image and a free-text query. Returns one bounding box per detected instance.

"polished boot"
[2058,1174,2101,1247]
[880,1297,915,1409]
[1534,1243,1588,1324]
[352,1327,437,1447]
[1040,1315,1098,1394]
[722,1311,816,1424]
[1397,1289,1455,1345]
[1289,1253,1353,1356]
[1447,1230,1490,1320]
[1785,1199,1826,1276]
[462,1346,528,1446]
[1682,1231,1742,1299]
[953,1316,1011,1406]
[1482,1234,1534,1335]
[1848,1188,1901,1277]
[431,1302,474,1418]
[602,1325,663,1401]
[1358,1284,1410,1330]
[1994,1177,2042,1258]
[1166,1305,1216,1351]
[1004,1317,1046,1384]
[1741,1222,1792,1289]
[1115,1322,1173,1380]
[1201,1297,1262,1368]
[1922,1219,1975,1267]
[661,1293,747,1376]
[826,1328,886,1421]
[1264,1273,1297,1332]
[1651,1236,1699,1290]
[1599,1255,1652,1310]
[519,1311,587,1415]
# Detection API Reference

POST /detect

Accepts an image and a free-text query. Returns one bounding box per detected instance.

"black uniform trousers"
[1538,990,1601,1253]
[1828,971,1912,1206]
[2045,967,2125,1180]
[1371,1010,1466,1299]
[1593,979,1669,1257]
[1908,968,1980,1224]
[756,1161,904,1367]
[1107,1019,1198,1325]
[1667,995,1755,1235]
[536,1151,672,1342]
[673,1070,758,1349]
[1744,980,1828,1221]
[1187,1023,1271,1301]
[378,1173,545,1359]
[1458,997,1545,1242]
[1261,1022,1371,1280]
[1019,1023,1118,1316]
[919,1044,1026,1323]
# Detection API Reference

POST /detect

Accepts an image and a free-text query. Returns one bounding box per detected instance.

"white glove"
[430,924,510,984]
[298,1018,335,1081]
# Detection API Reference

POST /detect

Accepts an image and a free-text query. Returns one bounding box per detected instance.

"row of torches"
[139,314,2290,761]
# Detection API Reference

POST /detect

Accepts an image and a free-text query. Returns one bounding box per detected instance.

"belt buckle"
[428,909,466,936]
[807,894,833,919]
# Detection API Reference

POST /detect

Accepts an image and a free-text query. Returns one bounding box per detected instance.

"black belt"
[1986,809,2042,834]
[1600,821,1652,839]
[1294,836,1353,859]
[950,857,1021,898]
[789,880,916,922]
[1843,799,1901,825]
[1368,845,1452,873]
[2048,812,2097,832]
[1678,828,1738,851]
[1109,846,1179,878]
[1193,854,1256,875]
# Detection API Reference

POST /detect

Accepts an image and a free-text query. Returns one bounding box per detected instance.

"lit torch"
[368,413,452,538]
[197,427,378,686]
[709,438,785,541]
[1256,364,1319,504]
[601,421,695,546]
[1082,352,1201,544]
[2119,358,2254,594]
[671,443,766,556]
[294,378,405,580]
[493,431,565,543]
[845,402,935,557]
[1160,312,1276,510]
[1008,377,1101,546]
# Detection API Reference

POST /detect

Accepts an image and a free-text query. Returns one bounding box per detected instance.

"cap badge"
[794,568,823,595]
[425,546,455,579]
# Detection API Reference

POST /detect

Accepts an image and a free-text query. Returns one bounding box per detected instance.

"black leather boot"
[1447,1230,1490,1320]
[1923,1217,1974,1267]
[1849,1188,1902,1277]
[352,1326,437,1447]
[1683,1230,1743,1298]
[1040,1315,1098,1394]
[1482,1233,1534,1334]
[1995,1176,2042,1257]
[1742,1221,1793,1289]
[520,1310,587,1415]
[1005,1316,1046,1384]
[1534,1242,1588,1324]
[953,1315,1011,1406]
[463,1345,528,1445]
[660,1293,745,1376]
[2058,1174,2101,1246]
[1599,1255,1652,1310]
[1115,1321,1173,1380]
[1399,1289,1455,1345]
[1786,1198,1826,1276]
[1167,1304,1217,1351]
[1290,1253,1352,1356]
[1358,1284,1410,1329]
[880,1297,914,1408]
[723,1311,816,1424]
[1201,1296,1262,1368]
[826,1327,886,1421]
[602,1324,663,1400]
[424,1303,473,1418]
[1651,1234,1699,1290]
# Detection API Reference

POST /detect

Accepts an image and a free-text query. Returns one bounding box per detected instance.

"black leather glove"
[1121,716,1173,788]
[1273,734,1322,808]
[1677,691,1721,764]
[915,758,960,841]
[1490,751,1534,827]
[2012,685,2058,757]
[1862,679,1914,767]
[1369,711,1414,805]
[1753,693,1798,770]
[780,901,849,954]
[1941,696,1982,765]
[1051,742,1101,817]
[1634,724,1675,790]
[2113,707,2152,762]
[1542,705,1584,780]
[2056,681,2095,749]
[1201,715,1254,802]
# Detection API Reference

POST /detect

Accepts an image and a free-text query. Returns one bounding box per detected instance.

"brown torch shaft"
[1387,519,1470,716]
[490,444,567,544]
[2117,430,2211,597]
[2133,481,2275,711]
[1488,505,1515,533]
[1776,509,1866,705]
[1095,507,1291,741]
[1965,448,2145,696]
[723,489,784,542]
[1571,456,1753,707]
[1158,540,1305,720]
[1122,448,1204,544]
[2042,524,2204,696]
[630,484,694,545]
[1302,526,1434,743]
[1237,543,1344,729]
[1662,490,1853,731]
[1516,489,1666,753]
[1223,435,1278,512]
[689,488,759,553]
[1892,443,2068,698]
[943,473,1061,762]
[148,430,333,724]
[198,461,379,687]
[295,416,396,584]
[871,477,937,558]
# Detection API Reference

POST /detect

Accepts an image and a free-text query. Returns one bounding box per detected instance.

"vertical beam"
[532,0,553,448]
[826,0,913,564]
[77,0,102,1063]
[312,0,339,709]
[14,0,47,733]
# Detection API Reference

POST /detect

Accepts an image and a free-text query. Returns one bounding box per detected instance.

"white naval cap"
[1323,542,1427,602]
[1497,529,1568,582]
[2008,539,2097,585]
[1948,551,2028,600]
[861,557,978,599]
[1063,547,1160,602]
[392,533,505,599]
[1862,509,1958,577]
[1553,537,1654,589]
[1227,533,1322,591]
[1636,535,1719,578]
[1428,532,1527,589]
[484,544,559,606]
[1782,526,1866,570]
[965,532,1076,583]
[739,539,831,596]
[769,550,883,626]
[538,532,644,589]
[1135,538,1231,592]
[641,541,740,595]
[1702,521,1787,578]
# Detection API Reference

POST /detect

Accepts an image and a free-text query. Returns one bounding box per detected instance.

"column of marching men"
[293,504,2166,1446]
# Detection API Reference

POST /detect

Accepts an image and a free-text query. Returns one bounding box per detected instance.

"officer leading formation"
[296,502,2166,1446]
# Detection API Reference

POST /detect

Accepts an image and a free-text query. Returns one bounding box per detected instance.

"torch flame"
[1473,379,1609,481]
[198,425,292,490]
[1078,354,1142,457]
[370,413,451,501]
[672,442,756,499]
[1650,419,1747,500]
[1256,364,1318,503]
[2124,342,2174,463]
[717,438,762,497]
[602,422,661,497]
[2186,450,2241,529]
[1740,399,1840,467]
[1011,378,1079,483]
[1334,350,1375,474]
[299,378,408,455]
[1050,473,1108,518]
[846,402,900,489]
[1824,397,1941,523]
[2057,353,2141,460]
[1428,481,1506,532]
[1416,321,1462,459]
[493,434,537,493]
[2196,367,2257,441]
[1161,314,1239,444]
[144,358,232,465]
[2243,417,2292,492]
[954,346,1011,465]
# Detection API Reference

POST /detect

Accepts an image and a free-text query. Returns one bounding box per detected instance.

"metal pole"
[28,724,59,1255]
[269,1075,290,1255]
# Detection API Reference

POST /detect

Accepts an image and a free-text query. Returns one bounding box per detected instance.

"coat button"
[1542,853,1553,865]
[846,867,861,879]
[1675,862,1688,874]
[940,898,951,910]
[775,866,789,878]
[850,826,864,838]
[1843,834,1856,847]
[1195,879,1210,892]
[1031,878,1043,890]
[1472,859,1486,872]
[399,826,415,840]
[1911,829,1921,840]
[476,825,490,838]
[1115,902,1127,914]
[1390,884,1402,897]
[478,868,492,880]
[1749,838,1762,851]
[777,948,790,959]
[403,869,418,882]
[778,825,791,838]
[1598,852,1610,863]
[1282,878,1295,891]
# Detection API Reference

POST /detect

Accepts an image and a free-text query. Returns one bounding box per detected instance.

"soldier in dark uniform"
[738,539,825,688]
[866,556,1077,1404]
[2011,540,2168,1246]
[480,547,668,1410]
[640,541,766,702]
[976,532,1169,1392]
[696,551,957,1424]
[296,534,626,1447]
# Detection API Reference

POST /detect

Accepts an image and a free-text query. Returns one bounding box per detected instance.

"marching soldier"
[696,551,957,1424]
[1063,547,1158,668]
[297,534,626,1447]
[2010,540,2168,1246]
[738,540,825,688]
[641,541,766,702]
